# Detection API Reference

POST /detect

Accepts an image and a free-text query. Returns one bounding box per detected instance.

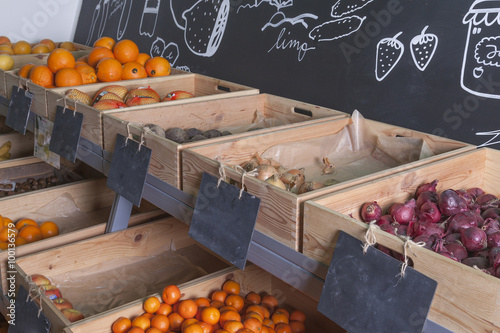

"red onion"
[472,249,489,259]
[496,266,500,278]
[389,199,416,225]
[392,222,407,236]
[488,232,500,248]
[462,256,489,269]
[416,191,438,209]
[476,193,499,209]
[438,189,468,217]
[460,227,487,252]
[415,179,438,197]
[466,187,485,199]
[413,234,441,250]
[482,218,500,235]
[409,220,445,238]
[446,211,479,234]
[377,215,393,226]
[379,222,397,236]
[457,189,474,206]
[438,251,459,261]
[360,201,382,223]
[481,207,500,220]
[417,201,441,223]
[444,242,468,261]
[490,247,500,269]
[443,232,462,244]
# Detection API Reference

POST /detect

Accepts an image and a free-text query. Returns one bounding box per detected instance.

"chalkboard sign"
[74,1,500,149]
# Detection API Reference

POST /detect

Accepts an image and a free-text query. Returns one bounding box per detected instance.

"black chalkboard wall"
[74,0,500,148]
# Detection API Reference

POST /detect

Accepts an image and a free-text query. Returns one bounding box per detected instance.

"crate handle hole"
[217,85,231,92]
[293,107,313,117]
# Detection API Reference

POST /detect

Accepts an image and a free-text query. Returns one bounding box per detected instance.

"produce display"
[359,180,500,278]
[0,216,59,249]
[111,279,306,333]
[29,273,84,323]
[64,85,194,110]
[0,141,11,161]
[0,173,73,197]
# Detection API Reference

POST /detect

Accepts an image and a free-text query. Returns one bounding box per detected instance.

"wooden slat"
[0,131,34,160]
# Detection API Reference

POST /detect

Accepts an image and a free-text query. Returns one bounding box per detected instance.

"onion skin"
[481,207,500,220]
[416,191,438,209]
[487,232,500,248]
[415,179,438,197]
[438,189,468,217]
[389,199,416,225]
[443,232,462,244]
[476,193,499,209]
[360,201,382,223]
[466,187,485,199]
[446,211,479,234]
[417,201,441,223]
[444,242,468,261]
[460,227,488,252]
[265,174,286,190]
[255,164,278,181]
[483,218,500,235]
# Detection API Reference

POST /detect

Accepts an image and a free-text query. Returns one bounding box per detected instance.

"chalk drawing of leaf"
[271,0,293,10]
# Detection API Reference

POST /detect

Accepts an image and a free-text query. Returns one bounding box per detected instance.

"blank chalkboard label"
[9,285,50,333]
[189,172,261,270]
[6,86,32,135]
[106,133,151,207]
[318,231,437,333]
[49,106,83,162]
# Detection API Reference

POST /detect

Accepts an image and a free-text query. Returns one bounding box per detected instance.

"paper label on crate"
[189,172,261,270]
[49,105,83,163]
[10,285,51,333]
[6,85,32,135]
[318,231,437,333]
[34,114,60,169]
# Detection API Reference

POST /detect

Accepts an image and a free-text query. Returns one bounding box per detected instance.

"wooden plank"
[0,131,34,160]
[302,148,500,333]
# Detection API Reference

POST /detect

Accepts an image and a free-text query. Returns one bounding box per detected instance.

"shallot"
[389,199,416,225]
[360,201,382,223]
[415,179,438,197]
[460,227,487,252]
[438,189,468,217]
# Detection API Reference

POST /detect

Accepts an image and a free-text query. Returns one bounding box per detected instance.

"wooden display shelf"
[102,93,347,189]
[0,131,34,160]
[303,147,499,333]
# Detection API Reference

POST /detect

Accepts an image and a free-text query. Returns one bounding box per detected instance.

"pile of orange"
[111,280,306,333]
[0,215,59,250]
[16,36,171,89]
[0,36,79,56]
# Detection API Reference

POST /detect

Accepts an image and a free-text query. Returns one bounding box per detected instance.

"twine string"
[215,156,226,188]
[362,221,380,254]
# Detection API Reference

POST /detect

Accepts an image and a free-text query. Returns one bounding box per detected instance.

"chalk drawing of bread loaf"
[309,15,366,42]
[181,0,230,57]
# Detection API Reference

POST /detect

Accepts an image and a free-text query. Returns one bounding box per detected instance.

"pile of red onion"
[360,180,500,278]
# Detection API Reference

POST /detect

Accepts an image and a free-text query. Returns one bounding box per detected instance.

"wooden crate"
[0,50,90,98]
[182,116,473,251]
[303,147,500,333]
[14,217,230,333]
[0,131,34,160]
[45,73,259,146]
[0,177,162,317]
[102,93,347,188]
[63,264,343,333]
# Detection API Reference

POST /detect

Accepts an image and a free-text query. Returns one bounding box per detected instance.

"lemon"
[0,54,14,71]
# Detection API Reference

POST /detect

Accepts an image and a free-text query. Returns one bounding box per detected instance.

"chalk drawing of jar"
[462,0,500,99]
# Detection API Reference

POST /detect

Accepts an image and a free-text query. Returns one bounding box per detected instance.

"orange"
[40,39,56,52]
[274,323,291,333]
[262,319,274,328]
[31,44,50,54]
[198,321,213,333]
[288,311,305,323]
[112,316,132,333]
[223,321,244,333]
[14,237,28,246]
[0,45,14,55]
[142,312,154,320]
[181,318,199,331]
[145,57,171,77]
[0,36,10,45]
[88,46,115,68]
[145,328,163,333]
[136,53,151,67]
[76,55,89,65]
[18,225,42,243]
[243,317,262,332]
[289,321,305,333]
[155,303,173,316]
[245,292,261,305]
[150,314,169,332]
[29,65,54,88]
[59,41,77,51]
[96,58,123,82]
[246,306,266,321]
[271,312,288,325]
[55,68,83,87]
[167,312,184,332]
[210,301,225,309]
[18,63,36,78]
[184,323,204,333]
[93,36,116,50]
[3,217,12,228]
[75,64,97,84]
[237,329,254,333]
[219,311,241,328]
[219,306,237,314]
[274,309,289,318]
[0,226,17,242]
[39,221,59,239]
[47,48,75,73]
[132,315,151,331]
[245,312,263,323]
[178,299,198,319]
[162,285,181,305]
[121,61,147,80]
[195,297,211,309]
[15,218,37,230]
[128,328,146,333]
[144,296,162,314]
[201,307,220,326]
[225,295,244,313]
[211,290,228,303]
[222,281,240,295]
[0,242,8,250]
[113,39,139,64]
[260,296,278,311]
[12,41,31,55]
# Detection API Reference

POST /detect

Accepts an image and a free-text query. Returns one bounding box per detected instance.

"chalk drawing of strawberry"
[410,26,438,71]
[375,31,404,81]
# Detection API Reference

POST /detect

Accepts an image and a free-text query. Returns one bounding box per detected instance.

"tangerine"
[211,290,228,303]
[96,58,123,82]
[150,314,170,332]
[144,296,162,314]
[198,322,213,333]
[243,317,262,332]
[167,312,184,331]
[2,217,12,228]
[55,68,83,87]
[181,318,199,331]
[195,297,211,309]
[132,315,151,331]
[245,312,263,323]
[289,321,305,333]
[18,225,42,243]
[113,39,139,64]
[136,53,151,66]
[39,39,56,52]
[0,242,8,250]
[112,316,132,333]
[59,41,77,51]
[121,61,147,80]
[222,280,240,295]
[223,321,244,333]
[75,64,97,84]
[271,312,288,325]
[0,226,17,242]
[12,41,31,55]
[260,296,278,311]
[18,63,36,78]
[145,328,162,333]
[128,328,146,333]
[246,306,266,320]
[14,237,28,246]
[93,36,116,50]
[288,311,305,323]
[29,65,54,88]
[162,285,181,305]
[225,295,244,313]
[219,310,241,328]
[245,292,261,305]
[31,44,50,54]
[201,307,220,326]
[184,323,204,333]
[47,48,75,74]
[88,46,115,68]
[155,303,173,316]
[178,299,198,319]
[39,221,59,239]
[274,323,291,333]
[15,218,37,230]
[262,319,274,328]
[145,57,171,77]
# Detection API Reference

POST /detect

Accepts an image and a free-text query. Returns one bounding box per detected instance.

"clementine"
[245,292,261,305]
[150,314,169,332]
[18,225,42,243]
[274,323,292,333]
[14,237,28,246]
[39,221,59,239]
[178,299,198,319]
[201,306,220,325]
[15,218,37,230]
[289,321,305,333]
[223,320,244,333]
[161,285,181,305]
[167,312,184,331]
[144,296,161,314]
[112,316,132,333]
[132,315,151,331]
[0,226,17,242]
[225,295,244,313]
[222,280,240,295]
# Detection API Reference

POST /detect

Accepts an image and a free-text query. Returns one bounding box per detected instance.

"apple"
[92,99,127,111]
[30,274,51,287]
[125,96,159,106]
[41,285,62,300]
[52,297,73,311]
[61,308,85,322]
[162,90,194,101]
[127,87,160,101]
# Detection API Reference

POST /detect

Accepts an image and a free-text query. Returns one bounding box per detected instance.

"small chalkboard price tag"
[317,231,437,333]
[106,133,152,207]
[6,86,32,135]
[49,105,83,162]
[189,172,261,270]
[9,285,50,333]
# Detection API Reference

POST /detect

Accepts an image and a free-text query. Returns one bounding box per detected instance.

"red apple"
[127,87,160,101]
[52,297,73,311]
[92,99,127,111]
[162,90,194,101]
[61,308,85,322]
[30,274,51,287]
[125,96,159,106]
[41,285,62,300]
